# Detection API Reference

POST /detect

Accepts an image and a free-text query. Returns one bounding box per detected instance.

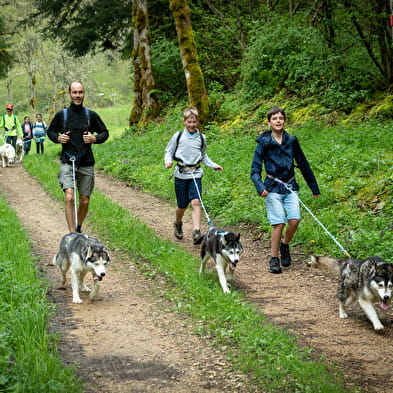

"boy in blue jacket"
[251,106,320,274]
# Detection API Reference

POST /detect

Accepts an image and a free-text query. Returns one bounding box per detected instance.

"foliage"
[7,0,390,118]
[0,15,13,78]
[0,195,82,392]
[241,13,373,111]
[151,37,185,105]
[0,51,132,116]
[33,0,132,56]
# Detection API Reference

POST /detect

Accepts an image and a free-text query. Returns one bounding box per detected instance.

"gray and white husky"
[310,255,393,330]
[53,233,110,303]
[200,228,243,293]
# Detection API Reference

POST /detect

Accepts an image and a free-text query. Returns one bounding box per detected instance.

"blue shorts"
[265,191,301,225]
[174,177,202,209]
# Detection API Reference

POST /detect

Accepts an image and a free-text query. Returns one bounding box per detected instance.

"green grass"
[0,194,82,393]
[22,144,359,393]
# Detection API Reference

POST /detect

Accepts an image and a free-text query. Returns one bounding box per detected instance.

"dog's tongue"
[380,301,389,311]
[94,275,103,281]
[230,263,237,270]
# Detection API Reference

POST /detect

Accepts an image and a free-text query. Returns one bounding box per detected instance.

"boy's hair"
[183,106,199,120]
[267,106,286,121]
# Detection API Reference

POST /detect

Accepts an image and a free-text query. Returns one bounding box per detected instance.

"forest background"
[0,0,392,259]
[2,0,393,122]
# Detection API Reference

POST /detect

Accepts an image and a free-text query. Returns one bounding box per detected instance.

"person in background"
[250,106,320,274]
[47,81,109,233]
[33,113,47,154]
[165,106,223,245]
[21,116,34,155]
[2,104,22,149]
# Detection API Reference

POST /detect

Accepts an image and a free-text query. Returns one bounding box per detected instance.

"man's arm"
[46,112,63,143]
[90,112,109,144]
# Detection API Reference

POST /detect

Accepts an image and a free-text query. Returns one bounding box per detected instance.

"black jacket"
[47,103,109,166]
[250,130,320,195]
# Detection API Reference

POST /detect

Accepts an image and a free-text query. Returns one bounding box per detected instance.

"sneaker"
[268,257,282,274]
[192,229,203,245]
[280,242,291,267]
[173,221,183,240]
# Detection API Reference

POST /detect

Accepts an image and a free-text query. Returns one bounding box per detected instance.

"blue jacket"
[250,130,320,195]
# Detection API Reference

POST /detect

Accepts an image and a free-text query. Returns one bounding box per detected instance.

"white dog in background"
[0,143,16,167]
[15,139,24,162]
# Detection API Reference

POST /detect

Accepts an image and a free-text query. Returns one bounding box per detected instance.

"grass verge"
[23,150,358,393]
[0,193,82,393]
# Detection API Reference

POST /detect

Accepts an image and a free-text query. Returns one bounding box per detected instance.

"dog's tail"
[308,255,342,276]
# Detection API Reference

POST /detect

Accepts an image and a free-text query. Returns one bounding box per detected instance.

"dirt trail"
[0,164,392,393]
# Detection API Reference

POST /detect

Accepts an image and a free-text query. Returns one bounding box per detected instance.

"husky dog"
[310,256,393,330]
[200,228,243,293]
[15,139,24,162]
[0,143,15,167]
[53,233,110,303]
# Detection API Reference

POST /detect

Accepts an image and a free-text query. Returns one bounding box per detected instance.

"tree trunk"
[129,0,160,127]
[170,0,208,125]
[28,72,36,113]
[48,59,57,123]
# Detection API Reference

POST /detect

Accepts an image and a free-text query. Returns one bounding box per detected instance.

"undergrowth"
[96,109,393,261]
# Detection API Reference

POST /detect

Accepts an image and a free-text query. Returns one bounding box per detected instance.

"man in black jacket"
[47,81,109,233]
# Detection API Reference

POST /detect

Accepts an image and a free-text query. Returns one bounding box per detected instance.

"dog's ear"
[236,233,240,241]
[85,246,94,261]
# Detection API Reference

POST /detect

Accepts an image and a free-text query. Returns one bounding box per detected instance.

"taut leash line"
[69,156,79,231]
[270,176,351,258]
[191,171,214,228]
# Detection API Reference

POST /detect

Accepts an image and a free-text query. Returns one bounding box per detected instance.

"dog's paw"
[373,322,385,331]
[82,285,91,293]
[72,298,83,304]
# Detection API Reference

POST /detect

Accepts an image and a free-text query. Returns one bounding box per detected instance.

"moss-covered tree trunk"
[129,0,160,127]
[170,0,208,125]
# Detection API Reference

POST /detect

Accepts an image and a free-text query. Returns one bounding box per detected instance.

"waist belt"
[65,151,86,161]
[267,174,294,183]
[176,161,201,172]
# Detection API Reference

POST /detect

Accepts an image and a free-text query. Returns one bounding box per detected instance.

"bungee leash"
[191,171,214,228]
[269,175,352,258]
[69,156,79,232]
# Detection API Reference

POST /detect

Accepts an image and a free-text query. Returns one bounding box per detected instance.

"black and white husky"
[310,255,393,330]
[53,233,110,303]
[199,228,243,293]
